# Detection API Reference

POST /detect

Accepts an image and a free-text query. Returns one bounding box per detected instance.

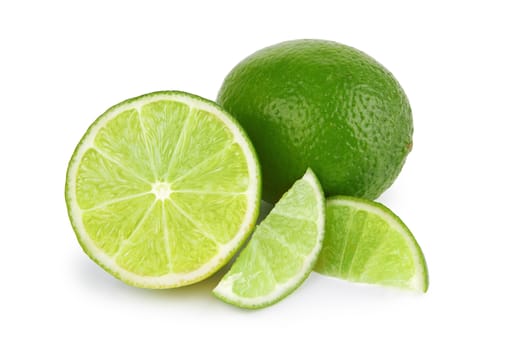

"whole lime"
[217,39,413,203]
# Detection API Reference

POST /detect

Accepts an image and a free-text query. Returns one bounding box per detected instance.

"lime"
[213,169,325,308]
[217,39,413,203]
[65,91,261,288]
[315,196,428,292]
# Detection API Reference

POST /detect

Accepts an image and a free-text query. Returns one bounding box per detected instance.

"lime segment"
[315,196,428,292]
[213,169,325,308]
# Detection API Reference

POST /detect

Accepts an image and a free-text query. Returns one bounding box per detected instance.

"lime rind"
[65,91,261,288]
[213,169,325,309]
[317,196,429,292]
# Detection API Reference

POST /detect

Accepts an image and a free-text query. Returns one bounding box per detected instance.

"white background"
[1,1,524,348]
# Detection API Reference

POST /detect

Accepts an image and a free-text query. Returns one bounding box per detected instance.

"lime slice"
[65,91,261,288]
[315,196,428,292]
[213,169,325,309]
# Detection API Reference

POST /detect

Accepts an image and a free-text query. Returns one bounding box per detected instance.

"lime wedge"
[315,196,428,292]
[213,169,325,309]
[65,91,261,288]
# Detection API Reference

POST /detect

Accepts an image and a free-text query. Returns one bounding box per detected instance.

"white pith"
[151,182,172,200]
[327,198,426,292]
[66,92,260,288]
[213,169,325,307]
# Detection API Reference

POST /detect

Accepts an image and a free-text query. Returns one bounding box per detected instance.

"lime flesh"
[315,196,428,292]
[213,169,325,309]
[65,91,261,288]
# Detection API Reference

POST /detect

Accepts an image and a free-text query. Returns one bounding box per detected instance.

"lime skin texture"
[218,39,413,203]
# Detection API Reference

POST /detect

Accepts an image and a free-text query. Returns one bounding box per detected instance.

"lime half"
[213,169,325,309]
[315,196,428,292]
[65,91,261,288]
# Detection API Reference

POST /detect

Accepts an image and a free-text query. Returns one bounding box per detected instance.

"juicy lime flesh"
[213,169,325,308]
[315,197,428,292]
[218,39,413,203]
[66,92,260,287]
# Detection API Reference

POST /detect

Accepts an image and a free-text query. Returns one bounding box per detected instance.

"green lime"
[217,39,413,203]
[315,196,428,292]
[65,91,261,288]
[213,169,325,309]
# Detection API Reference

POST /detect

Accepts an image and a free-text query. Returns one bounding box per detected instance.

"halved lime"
[315,196,428,292]
[65,91,261,288]
[213,169,325,309]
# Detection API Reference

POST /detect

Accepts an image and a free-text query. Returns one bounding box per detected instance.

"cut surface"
[315,196,428,292]
[65,91,260,288]
[213,169,325,309]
